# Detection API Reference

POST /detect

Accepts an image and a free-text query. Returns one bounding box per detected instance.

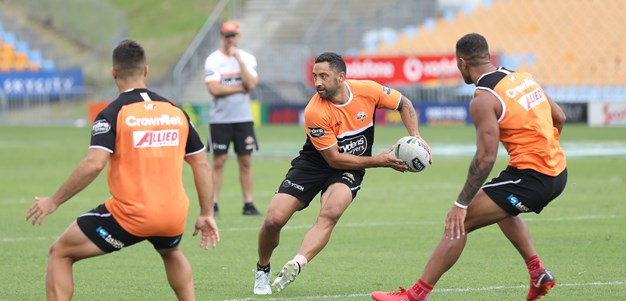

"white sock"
[293,254,308,269]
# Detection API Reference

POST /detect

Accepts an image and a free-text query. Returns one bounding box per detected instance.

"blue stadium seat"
[423,18,436,31]
[2,32,16,44]
[41,59,55,71]
[28,50,43,65]
[15,41,29,54]
[443,10,456,23]
[402,25,417,37]
[525,53,537,66]
[481,0,495,8]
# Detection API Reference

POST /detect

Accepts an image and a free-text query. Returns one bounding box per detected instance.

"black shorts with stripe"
[208,122,258,155]
[276,158,364,210]
[483,166,567,216]
[76,204,183,253]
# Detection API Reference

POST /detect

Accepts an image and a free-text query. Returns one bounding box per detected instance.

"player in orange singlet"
[25,40,219,301]
[372,33,567,301]
[252,52,431,295]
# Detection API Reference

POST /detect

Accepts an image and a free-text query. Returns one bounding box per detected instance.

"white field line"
[250,142,626,159]
[217,214,619,232]
[3,214,618,243]
[221,280,626,301]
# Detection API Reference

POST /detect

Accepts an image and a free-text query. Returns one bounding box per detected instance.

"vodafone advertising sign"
[307,54,466,86]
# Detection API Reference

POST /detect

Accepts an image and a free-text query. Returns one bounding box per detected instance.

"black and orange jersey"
[476,67,566,176]
[293,80,401,172]
[90,88,205,237]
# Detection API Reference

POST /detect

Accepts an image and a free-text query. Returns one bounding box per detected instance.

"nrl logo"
[356,112,367,121]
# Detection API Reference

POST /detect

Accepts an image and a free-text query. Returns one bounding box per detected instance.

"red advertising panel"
[305,54,499,86]
[306,55,462,86]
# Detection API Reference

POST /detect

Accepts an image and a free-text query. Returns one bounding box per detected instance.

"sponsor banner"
[559,102,587,123]
[268,105,302,124]
[180,103,210,125]
[180,100,262,126]
[305,54,499,86]
[0,68,84,96]
[421,103,470,125]
[376,103,470,126]
[589,102,626,126]
[264,103,471,125]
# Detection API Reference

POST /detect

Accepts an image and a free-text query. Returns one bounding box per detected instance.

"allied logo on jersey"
[517,88,546,111]
[92,119,111,136]
[507,194,530,212]
[382,85,392,95]
[126,114,184,127]
[356,112,367,122]
[133,130,180,148]
[338,135,367,156]
[308,127,325,138]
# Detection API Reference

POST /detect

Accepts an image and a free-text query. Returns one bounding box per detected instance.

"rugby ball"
[393,136,430,173]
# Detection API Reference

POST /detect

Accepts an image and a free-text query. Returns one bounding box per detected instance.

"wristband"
[454,201,468,209]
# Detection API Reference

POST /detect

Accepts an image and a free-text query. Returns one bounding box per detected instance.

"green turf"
[1,124,625,300]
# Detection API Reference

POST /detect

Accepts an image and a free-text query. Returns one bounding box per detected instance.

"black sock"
[257,262,270,273]
[244,202,255,209]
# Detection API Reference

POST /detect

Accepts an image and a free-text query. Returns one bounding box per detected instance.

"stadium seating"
[364,0,626,100]
[0,21,52,72]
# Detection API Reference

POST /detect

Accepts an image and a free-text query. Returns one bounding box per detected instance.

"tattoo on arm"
[456,151,493,206]
[399,97,417,119]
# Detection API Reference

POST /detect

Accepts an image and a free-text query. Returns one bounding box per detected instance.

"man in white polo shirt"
[204,20,261,216]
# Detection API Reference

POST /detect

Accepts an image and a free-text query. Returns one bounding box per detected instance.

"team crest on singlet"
[308,127,325,138]
[382,86,391,95]
[92,119,111,136]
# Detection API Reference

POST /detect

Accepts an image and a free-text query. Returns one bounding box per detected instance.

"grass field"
[1,124,625,301]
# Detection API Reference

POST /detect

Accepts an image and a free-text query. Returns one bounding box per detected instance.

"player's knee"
[318,209,342,226]
[262,214,288,232]
[47,241,74,262]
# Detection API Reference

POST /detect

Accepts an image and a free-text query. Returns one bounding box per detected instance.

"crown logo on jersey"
[356,112,367,121]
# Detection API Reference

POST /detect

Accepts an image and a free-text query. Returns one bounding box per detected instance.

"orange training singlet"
[90,89,205,237]
[476,67,566,176]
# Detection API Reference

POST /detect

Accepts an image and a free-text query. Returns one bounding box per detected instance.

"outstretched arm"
[446,90,500,239]
[25,148,109,225]
[185,152,220,249]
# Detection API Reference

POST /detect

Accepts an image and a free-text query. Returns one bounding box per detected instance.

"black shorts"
[208,122,258,155]
[76,205,183,253]
[483,166,567,216]
[276,164,364,210]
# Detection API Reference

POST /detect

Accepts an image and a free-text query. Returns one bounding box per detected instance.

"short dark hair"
[456,33,490,66]
[112,39,146,79]
[315,52,346,74]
